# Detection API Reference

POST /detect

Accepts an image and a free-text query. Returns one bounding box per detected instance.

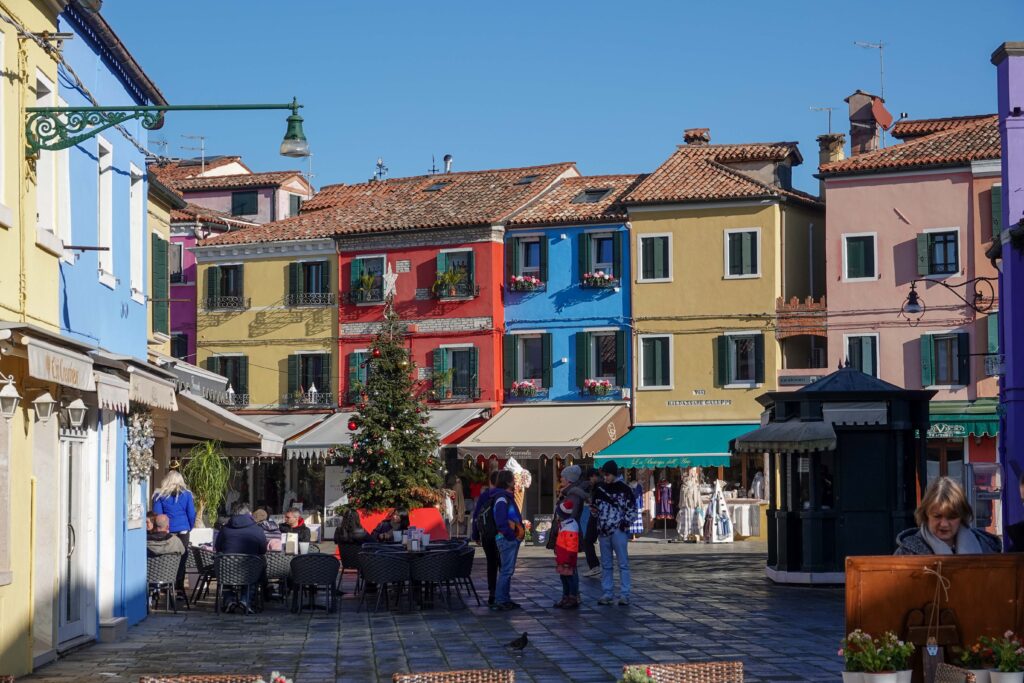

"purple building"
[992,42,1024,550]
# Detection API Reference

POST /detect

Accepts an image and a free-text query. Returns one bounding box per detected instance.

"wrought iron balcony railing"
[217,393,250,407]
[346,289,385,304]
[433,282,480,300]
[286,291,336,307]
[205,295,250,311]
[285,390,335,407]
[429,386,482,403]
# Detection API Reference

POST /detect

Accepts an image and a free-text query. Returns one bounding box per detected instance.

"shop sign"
[927,423,967,439]
[779,375,822,386]
[129,371,178,411]
[667,399,732,407]
[505,447,535,459]
[26,337,94,391]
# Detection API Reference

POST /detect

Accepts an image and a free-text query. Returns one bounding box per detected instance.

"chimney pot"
[816,133,846,198]
[683,128,711,145]
[845,90,882,155]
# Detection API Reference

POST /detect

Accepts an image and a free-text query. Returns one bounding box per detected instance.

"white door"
[58,439,88,644]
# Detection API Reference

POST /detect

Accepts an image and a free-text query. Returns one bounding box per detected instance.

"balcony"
[433,282,480,300]
[205,295,250,311]
[285,390,335,408]
[775,296,827,339]
[287,292,336,307]
[346,289,384,305]
[429,386,482,404]
[217,392,250,408]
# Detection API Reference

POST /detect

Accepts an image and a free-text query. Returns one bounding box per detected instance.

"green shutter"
[754,334,765,384]
[916,234,930,276]
[319,260,330,295]
[612,231,623,279]
[436,252,448,278]
[741,232,754,275]
[465,250,475,286]
[615,329,627,387]
[151,235,168,334]
[502,335,516,389]
[206,356,221,376]
[468,346,479,395]
[957,332,970,386]
[287,355,299,395]
[862,337,878,376]
[236,265,245,301]
[992,185,1003,237]
[988,312,999,355]
[641,237,654,280]
[920,335,935,387]
[349,257,362,293]
[716,335,731,387]
[238,356,249,396]
[317,353,331,395]
[288,262,300,299]
[541,333,552,389]
[578,234,590,278]
[539,237,548,283]
[347,353,361,402]
[505,238,517,282]
[654,236,667,279]
[576,332,590,388]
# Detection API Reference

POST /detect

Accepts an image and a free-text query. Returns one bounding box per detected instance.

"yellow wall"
[630,203,781,424]
[195,242,338,408]
[147,192,172,356]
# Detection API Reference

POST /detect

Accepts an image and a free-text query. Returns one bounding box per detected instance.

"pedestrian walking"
[592,460,634,605]
[580,467,601,577]
[151,470,196,592]
[491,469,525,611]
[471,470,502,605]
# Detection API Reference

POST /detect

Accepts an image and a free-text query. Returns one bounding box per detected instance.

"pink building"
[819,97,1001,512]
[149,156,313,362]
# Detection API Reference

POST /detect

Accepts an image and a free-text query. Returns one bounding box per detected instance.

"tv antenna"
[374,157,389,181]
[810,106,836,133]
[150,137,170,156]
[427,155,439,176]
[855,40,887,145]
[181,134,207,173]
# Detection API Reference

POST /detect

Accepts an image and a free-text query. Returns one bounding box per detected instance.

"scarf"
[919,524,983,555]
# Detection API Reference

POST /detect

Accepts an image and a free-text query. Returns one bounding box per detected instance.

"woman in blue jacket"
[152,470,196,591]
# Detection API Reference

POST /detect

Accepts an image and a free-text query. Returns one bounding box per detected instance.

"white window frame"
[723,227,761,280]
[922,226,961,280]
[637,233,672,283]
[724,330,761,388]
[843,333,880,378]
[34,72,62,255]
[638,333,673,390]
[169,241,185,285]
[841,231,878,283]
[590,331,617,384]
[129,164,144,303]
[97,136,115,288]
[588,231,615,275]
[351,253,386,305]
[518,236,541,276]
[516,334,544,386]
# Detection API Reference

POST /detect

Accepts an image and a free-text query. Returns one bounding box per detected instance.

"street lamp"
[899,277,997,325]
[64,397,88,429]
[0,375,21,421]
[31,391,57,422]
[25,98,310,157]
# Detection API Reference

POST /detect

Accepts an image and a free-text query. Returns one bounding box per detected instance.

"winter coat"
[470,487,498,542]
[492,489,524,541]
[555,517,579,575]
[152,490,196,533]
[214,514,268,555]
[279,520,311,543]
[593,477,635,537]
[894,526,1001,555]
[146,532,185,557]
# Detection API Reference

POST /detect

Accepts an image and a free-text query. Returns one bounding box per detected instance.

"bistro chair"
[147,554,187,613]
[189,546,217,604]
[139,677,263,683]
[624,661,744,683]
[214,553,265,615]
[337,541,364,592]
[934,664,977,683]
[392,670,514,683]
[307,543,320,553]
[358,551,410,612]
[409,549,460,610]
[264,552,292,602]
[289,553,340,613]
[451,546,481,606]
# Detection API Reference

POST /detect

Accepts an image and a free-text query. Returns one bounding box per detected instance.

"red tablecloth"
[358,507,449,541]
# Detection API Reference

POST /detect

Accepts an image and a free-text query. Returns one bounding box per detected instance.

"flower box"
[510,380,539,397]
[581,271,618,288]
[509,275,544,292]
[583,378,614,396]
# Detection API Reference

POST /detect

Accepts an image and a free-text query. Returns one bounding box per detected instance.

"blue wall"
[504,223,631,402]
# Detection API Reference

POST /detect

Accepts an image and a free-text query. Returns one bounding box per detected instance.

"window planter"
[347,289,384,304]
[509,275,545,292]
[433,282,479,299]
[582,379,615,396]
[581,271,618,288]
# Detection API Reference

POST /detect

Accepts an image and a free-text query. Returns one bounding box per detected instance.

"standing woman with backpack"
[471,470,502,605]
[490,469,525,611]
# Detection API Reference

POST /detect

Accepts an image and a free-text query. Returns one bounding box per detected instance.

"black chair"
[409,550,461,610]
[289,554,340,613]
[307,543,320,554]
[452,547,481,606]
[337,542,364,593]
[357,551,410,613]
[264,552,291,601]
[190,546,217,604]
[147,554,186,613]
[214,553,265,614]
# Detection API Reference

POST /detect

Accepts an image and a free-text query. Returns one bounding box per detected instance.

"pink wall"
[824,169,999,400]
[170,231,200,362]
[185,187,280,224]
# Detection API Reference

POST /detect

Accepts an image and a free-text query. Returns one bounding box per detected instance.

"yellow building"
[618,128,824,488]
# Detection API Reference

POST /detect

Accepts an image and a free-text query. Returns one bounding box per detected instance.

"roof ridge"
[894,113,995,127]
[316,162,577,191]
[675,141,800,150]
[704,159,780,194]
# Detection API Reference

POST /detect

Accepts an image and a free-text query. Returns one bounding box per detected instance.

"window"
[288,260,332,306]
[347,350,369,402]
[638,234,670,282]
[991,185,1003,238]
[169,242,184,283]
[288,194,303,217]
[435,250,475,298]
[575,330,627,389]
[129,165,144,299]
[591,234,614,273]
[519,336,544,383]
[592,333,617,381]
[579,232,621,283]
[432,346,479,400]
[639,335,671,389]
[170,334,189,361]
[506,236,547,288]
[716,333,765,387]
[515,174,539,185]
[572,188,611,204]
[231,191,258,216]
[205,264,245,309]
[916,230,959,276]
[97,138,113,279]
[151,235,169,334]
[288,353,331,405]
[503,333,552,392]
[846,335,878,377]
[920,332,969,387]
[725,229,760,278]
[520,239,541,275]
[424,181,451,192]
[207,355,249,405]
[350,255,385,303]
[843,233,876,280]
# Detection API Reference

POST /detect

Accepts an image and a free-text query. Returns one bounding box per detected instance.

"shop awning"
[171,390,283,457]
[129,367,178,411]
[928,399,999,438]
[595,424,754,468]
[93,371,129,414]
[150,351,229,402]
[733,419,837,454]
[430,408,485,445]
[25,335,95,391]
[456,404,630,460]
[285,411,356,460]
[248,412,330,441]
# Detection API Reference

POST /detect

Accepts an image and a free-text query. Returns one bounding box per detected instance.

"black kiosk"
[735,366,934,584]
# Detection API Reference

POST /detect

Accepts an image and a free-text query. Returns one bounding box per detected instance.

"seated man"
[279,507,311,543]
[253,508,282,552]
[214,504,268,555]
[147,514,185,557]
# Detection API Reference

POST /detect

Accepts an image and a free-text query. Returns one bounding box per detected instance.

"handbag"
[545,516,561,550]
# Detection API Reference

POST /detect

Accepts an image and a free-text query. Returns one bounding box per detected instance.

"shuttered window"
[846,335,878,377]
[288,354,330,396]
[991,185,1003,237]
[844,234,876,280]
[716,334,765,386]
[289,194,303,217]
[639,235,670,281]
[726,230,759,277]
[347,351,368,403]
[640,335,671,388]
[580,232,623,279]
[231,191,258,216]
[916,231,959,276]
[921,333,969,387]
[151,234,169,334]
[350,256,385,303]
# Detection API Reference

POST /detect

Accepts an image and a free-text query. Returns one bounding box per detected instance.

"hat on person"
[558,498,575,517]
[253,509,268,523]
[601,460,619,477]
[561,464,582,483]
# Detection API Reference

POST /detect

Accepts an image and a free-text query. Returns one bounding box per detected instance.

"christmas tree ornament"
[348,418,359,431]
[372,348,381,358]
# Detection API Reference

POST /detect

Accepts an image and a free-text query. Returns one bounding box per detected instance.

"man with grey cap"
[548,464,590,608]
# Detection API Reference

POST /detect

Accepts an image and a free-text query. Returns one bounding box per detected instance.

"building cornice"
[821,165,976,184]
[971,159,1002,177]
[335,224,504,251]
[192,238,337,263]
[626,198,776,214]
[991,42,1024,65]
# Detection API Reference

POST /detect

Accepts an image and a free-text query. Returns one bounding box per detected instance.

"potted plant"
[511,380,538,397]
[840,630,914,683]
[510,274,542,291]
[583,378,613,396]
[618,667,655,683]
[432,367,455,398]
[357,272,377,301]
[983,631,1024,683]
[581,270,618,288]
[432,269,466,298]
[960,637,997,683]
[181,440,230,527]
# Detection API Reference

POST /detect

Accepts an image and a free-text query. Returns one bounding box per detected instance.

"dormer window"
[515,174,540,185]
[424,181,451,192]
[572,188,611,204]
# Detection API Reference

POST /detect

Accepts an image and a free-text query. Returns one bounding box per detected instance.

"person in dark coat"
[579,467,601,577]
[279,507,311,543]
[371,509,410,541]
[214,505,268,555]
[895,476,1001,555]
[471,471,501,605]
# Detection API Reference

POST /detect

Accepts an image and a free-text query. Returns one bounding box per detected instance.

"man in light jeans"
[592,460,634,605]
[491,469,524,611]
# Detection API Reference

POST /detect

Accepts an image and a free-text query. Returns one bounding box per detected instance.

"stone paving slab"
[20,544,844,683]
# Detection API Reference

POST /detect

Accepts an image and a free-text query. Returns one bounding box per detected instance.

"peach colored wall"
[824,169,998,400]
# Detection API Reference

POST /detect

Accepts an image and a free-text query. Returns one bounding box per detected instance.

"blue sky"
[102,1,1023,193]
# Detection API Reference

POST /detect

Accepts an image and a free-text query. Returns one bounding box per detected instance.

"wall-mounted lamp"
[64,397,88,429]
[0,374,21,420]
[31,391,57,422]
[559,357,568,364]
[559,233,568,240]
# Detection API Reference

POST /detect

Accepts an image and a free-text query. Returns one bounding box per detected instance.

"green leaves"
[182,440,230,527]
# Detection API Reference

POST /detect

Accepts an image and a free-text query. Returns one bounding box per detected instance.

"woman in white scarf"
[894,476,1001,555]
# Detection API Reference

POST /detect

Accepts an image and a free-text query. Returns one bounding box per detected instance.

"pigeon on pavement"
[506,632,528,652]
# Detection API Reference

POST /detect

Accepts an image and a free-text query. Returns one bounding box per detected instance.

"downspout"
[808,222,815,298]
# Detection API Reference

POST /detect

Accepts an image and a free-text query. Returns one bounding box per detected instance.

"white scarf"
[919,524,983,555]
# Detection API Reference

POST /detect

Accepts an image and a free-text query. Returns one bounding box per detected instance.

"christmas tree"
[339,296,441,512]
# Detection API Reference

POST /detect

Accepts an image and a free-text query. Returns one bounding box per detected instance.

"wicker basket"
[392,670,514,682]
[139,676,263,683]
[624,661,744,683]
[934,663,977,683]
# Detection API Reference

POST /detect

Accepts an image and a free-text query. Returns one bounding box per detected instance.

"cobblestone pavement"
[21,542,844,683]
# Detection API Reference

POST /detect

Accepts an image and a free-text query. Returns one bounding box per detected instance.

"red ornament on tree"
[347,418,359,431]
[372,348,382,358]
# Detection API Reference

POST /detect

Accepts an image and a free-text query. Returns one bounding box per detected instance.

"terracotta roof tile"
[819,115,999,176]
[170,202,258,228]
[507,175,646,227]
[199,162,577,247]
[170,170,306,192]
[147,157,247,183]
[890,114,995,140]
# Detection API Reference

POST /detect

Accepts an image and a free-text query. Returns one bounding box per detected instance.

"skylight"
[424,181,452,192]
[571,188,612,204]
[515,174,540,185]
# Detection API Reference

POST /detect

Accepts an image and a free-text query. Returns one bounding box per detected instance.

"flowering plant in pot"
[511,380,538,397]
[982,631,1024,682]
[581,270,617,288]
[959,637,997,683]
[840,630,914,683]
[583,378,613,396]
[509,274,543,291]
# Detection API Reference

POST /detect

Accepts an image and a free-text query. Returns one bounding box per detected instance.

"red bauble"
[347,419,358,431]
[372,348,381,358]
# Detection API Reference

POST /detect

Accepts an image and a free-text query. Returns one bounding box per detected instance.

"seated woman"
[371,509,410,542]
[895,476,1001,555]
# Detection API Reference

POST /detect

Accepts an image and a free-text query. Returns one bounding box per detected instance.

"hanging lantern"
[348,418,359,431]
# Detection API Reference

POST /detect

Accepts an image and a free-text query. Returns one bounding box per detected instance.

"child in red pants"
[554,498,580,608]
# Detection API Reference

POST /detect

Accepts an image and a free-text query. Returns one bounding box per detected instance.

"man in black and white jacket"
[592,460,635,605]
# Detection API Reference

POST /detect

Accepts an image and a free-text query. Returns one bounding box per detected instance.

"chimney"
[443,154,453,174]
[683,128,711,145]
[816,133,846,197]
[845,90,882,155]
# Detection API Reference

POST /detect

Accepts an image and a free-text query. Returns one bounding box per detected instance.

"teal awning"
[595,424,757,469]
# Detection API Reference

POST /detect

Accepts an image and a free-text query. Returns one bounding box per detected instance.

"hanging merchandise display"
[676,467,704,542]
[629,476,645,537]
[503,457,532,512]
[704,479,734,544]
[655,476,674,540]
[748,470,767,500]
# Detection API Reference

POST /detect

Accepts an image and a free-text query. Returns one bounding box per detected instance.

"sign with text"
[667,399,732,407]
[26,337,95,391]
